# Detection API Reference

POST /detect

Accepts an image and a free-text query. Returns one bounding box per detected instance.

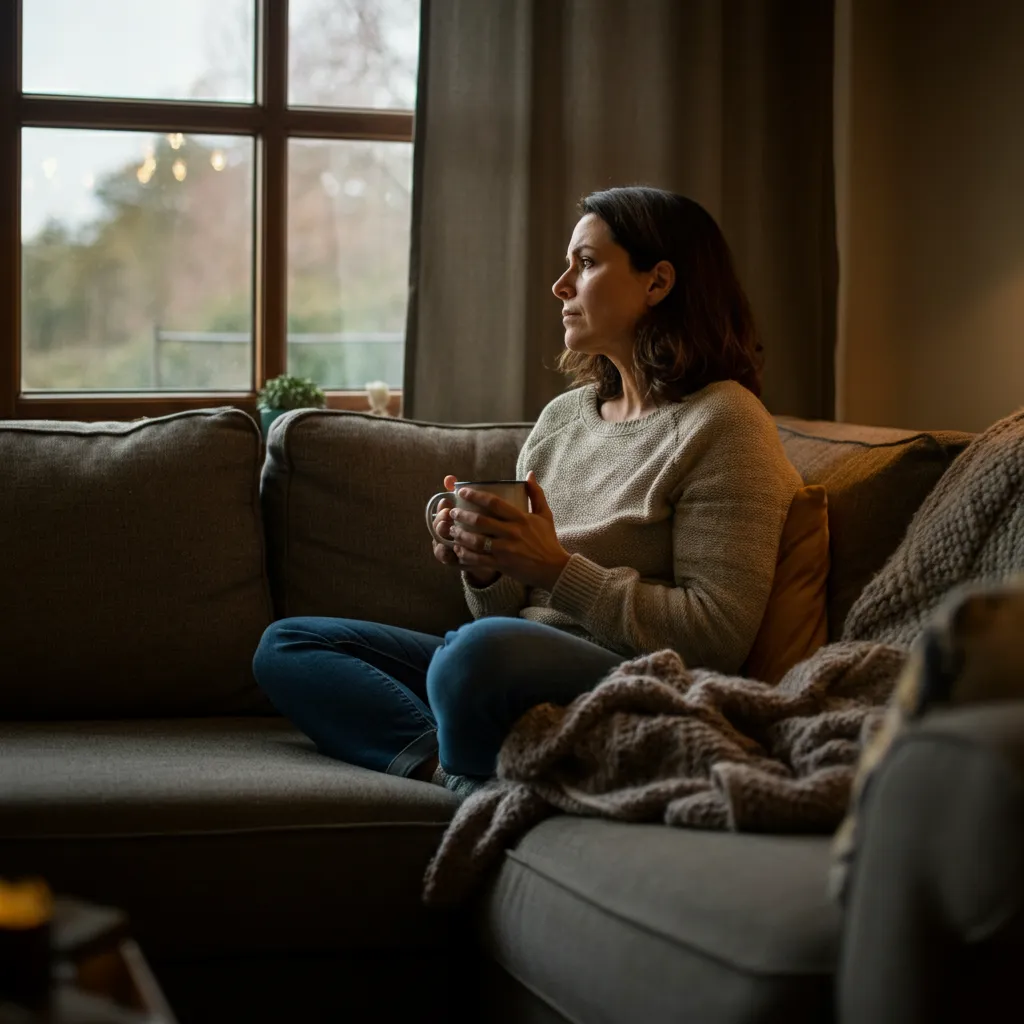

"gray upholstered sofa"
[1,406,1021,1023]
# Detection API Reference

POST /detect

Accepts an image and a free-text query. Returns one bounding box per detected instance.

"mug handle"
[425,491,457,548]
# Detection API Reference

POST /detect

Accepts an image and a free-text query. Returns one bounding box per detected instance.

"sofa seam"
[775,424,947,454]
[277,413,295,619]
[499,849,833,980]
[297,408,534,432]
[0,819,454,842]
[0,405,235,436]
[247,412,276,631]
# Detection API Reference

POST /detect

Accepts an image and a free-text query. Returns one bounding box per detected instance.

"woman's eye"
[580,257,593,268]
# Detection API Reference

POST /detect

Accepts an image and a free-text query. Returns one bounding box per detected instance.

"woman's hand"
[431,475,500,587]
[450,471,570,591]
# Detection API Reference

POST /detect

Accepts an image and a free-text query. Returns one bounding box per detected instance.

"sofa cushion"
[0,409,273,718]
[775,418,974,640]
[261,410,531,635]
[0,718,459,958]
[744,484,830,684]
[478,817,840,1024]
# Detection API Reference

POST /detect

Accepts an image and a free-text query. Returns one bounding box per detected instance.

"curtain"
[403,0,836,424]
[834,0,1024,432]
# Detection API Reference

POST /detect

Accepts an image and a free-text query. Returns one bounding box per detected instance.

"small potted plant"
[256,374,327,436]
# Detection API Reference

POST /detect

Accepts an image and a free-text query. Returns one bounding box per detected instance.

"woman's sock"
[430,763,489,799]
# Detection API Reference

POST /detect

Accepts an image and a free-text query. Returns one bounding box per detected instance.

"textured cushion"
[0,409,273,717]
[478,817,840,1024]
[745,484,830,684]
[261,409,531,634]
[776,418,974,640]
[0,718,459,958]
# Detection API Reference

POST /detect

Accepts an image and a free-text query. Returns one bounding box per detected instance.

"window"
[0,0,419,419]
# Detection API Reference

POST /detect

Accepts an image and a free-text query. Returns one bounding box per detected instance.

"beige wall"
[835,0,1024,432]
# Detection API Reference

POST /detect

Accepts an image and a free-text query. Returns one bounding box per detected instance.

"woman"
[253,186,802,794]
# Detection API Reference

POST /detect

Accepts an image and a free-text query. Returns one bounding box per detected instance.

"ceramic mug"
[425,480,530,548]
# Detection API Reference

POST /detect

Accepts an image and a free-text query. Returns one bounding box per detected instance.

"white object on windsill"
[366,380,391,416]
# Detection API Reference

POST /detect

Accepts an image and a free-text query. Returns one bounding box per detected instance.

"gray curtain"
[404,0,836,424]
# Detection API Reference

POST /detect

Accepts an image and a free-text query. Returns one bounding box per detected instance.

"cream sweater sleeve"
[546,398,799,672]
[461,570,528,619]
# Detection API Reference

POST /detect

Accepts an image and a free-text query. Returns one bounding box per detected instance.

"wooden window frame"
[0,0,409,420]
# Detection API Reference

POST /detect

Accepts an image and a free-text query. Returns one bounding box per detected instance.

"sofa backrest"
[3,403,972,720]
[775,418,975,639]
[261,410,531,637]
[263,409,976,647]
[0,409,273,718]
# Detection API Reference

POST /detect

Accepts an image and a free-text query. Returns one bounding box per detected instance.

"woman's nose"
[552,269,573,299]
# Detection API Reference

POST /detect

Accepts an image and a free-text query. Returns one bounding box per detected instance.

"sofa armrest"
[838,701,1024,1024]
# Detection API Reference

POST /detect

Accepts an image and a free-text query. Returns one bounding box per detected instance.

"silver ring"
[483,537,493,554]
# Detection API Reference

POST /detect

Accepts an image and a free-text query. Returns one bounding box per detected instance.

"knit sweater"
[462,380,803,673]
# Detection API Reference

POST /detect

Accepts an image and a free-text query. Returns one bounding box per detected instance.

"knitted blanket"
[422,408,1024,907]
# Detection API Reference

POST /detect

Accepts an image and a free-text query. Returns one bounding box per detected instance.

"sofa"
[1,405,1021,1024]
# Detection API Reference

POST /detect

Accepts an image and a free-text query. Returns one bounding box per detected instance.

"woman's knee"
[426,618,524,717]
[253,619,289,668]
[252,618,328,698]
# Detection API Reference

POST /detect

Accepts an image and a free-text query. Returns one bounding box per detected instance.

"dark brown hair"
[557,186,764,401]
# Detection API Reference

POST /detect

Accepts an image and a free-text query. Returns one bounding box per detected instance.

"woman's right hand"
[432,474,500,587]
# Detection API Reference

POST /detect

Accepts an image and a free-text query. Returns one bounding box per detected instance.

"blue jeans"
[252,616,624,778]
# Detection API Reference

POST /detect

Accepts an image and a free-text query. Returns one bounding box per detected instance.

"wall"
[835,0,1024,432]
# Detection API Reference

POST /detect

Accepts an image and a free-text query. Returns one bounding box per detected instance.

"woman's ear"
[646,260,676,308]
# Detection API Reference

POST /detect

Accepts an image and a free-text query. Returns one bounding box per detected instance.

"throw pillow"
[744,484,830,685]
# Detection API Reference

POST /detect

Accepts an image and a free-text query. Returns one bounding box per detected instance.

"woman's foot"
[430,763,490,799]
[410,754,489,798]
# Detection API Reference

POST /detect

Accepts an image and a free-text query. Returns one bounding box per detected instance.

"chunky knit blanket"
[422,408,1024,907]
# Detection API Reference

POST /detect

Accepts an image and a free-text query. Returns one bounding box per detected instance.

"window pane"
[22,0,255,103]
[22,129,254,392]
[287,139,412,389]
[289,0,420,110]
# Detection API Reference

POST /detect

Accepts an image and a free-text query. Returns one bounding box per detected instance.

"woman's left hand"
[450,471,571,591]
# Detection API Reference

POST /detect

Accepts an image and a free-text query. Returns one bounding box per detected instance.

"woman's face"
[551,214,653,358]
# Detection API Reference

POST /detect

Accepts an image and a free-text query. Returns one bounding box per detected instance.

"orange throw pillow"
[744,485,830,685]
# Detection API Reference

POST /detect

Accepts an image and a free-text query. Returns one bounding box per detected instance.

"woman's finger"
[432,506,458,553]
[453,542,498,568]
[433,506,453,534]
[433,540,459,564]
[450,527,496,553]
[448,507,511,536]
[525,470,551,517]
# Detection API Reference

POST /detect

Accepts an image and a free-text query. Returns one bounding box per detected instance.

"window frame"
[0,0,411,420]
